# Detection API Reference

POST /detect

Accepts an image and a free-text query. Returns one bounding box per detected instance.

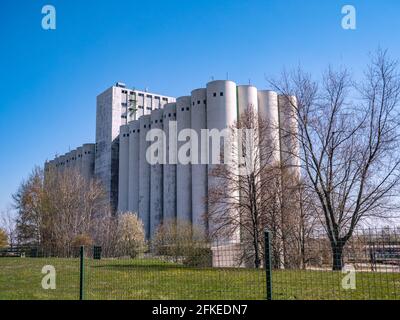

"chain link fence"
[0,228,399,300]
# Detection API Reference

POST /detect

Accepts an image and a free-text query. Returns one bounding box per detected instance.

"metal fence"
[0,228,399,300]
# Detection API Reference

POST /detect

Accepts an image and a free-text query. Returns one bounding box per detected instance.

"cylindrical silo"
[81,144,95,181]
[149,108,164,237]
[237,85,259,176]
[58,155,66,173]
[176,96,192,225]
[139,115,151,238]
[206,80,239,243]
[163,103,177,224]
[278,95,300,177]
[76,146,83,176]
[70,149,77,173]
[258,90,280,165]
[128,120,140,213]
[118,124,130,213]
[278,95,300,261]
[190,88,208,235]
[237,85,258,116]
[65,151,72,169]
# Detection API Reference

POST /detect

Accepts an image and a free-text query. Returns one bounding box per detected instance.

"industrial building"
[45,80,299,241]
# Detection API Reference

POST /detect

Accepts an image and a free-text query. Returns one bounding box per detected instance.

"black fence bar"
[264,229,273,300]
[79,246,84,300]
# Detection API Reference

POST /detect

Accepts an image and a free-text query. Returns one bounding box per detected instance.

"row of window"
[213,92,224,97]
[192,100,207,106]
[121,90,169,102]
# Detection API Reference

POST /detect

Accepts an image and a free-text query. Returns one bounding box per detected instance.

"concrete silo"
[118,124,130,213]
[163,103,177,224]
[76,146,83,176]
[70,149,77,172]
[278,95,300,177]
[65,151,72,169]
[81,144,95,181]
[128,120,140,213]
[190,88,208,234]
[176,96,192,225]
[237,85,259,176]
[258,90,280,165]
[58,155,66,173]
[149,108,164,237]
[139,115,151,238]
[237,85,258,116]
[206,80,239,243]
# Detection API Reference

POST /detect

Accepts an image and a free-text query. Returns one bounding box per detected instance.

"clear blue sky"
[0,0,399,212]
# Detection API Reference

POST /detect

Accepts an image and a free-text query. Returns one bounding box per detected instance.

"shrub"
[116,212,146,258]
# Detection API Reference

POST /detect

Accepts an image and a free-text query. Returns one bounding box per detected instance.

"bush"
[183,247,212,267]
[116,212,146,258]
[0,228,8,248]
[152,220,209,264]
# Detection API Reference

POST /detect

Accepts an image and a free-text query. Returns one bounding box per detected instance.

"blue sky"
[0,0,399,212]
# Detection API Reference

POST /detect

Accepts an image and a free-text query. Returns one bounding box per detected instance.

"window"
[204,99,206,104]
[186,107,189,111]
[169,113,171,117]
[220,92,224,96]
[155,120,158,123]
[197,100,200,104]
[213,92,217,97]
[174,113,176,116]
[181,107,184,111]
[193,102,195,106]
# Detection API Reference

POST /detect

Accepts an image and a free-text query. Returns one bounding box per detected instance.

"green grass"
[0,257,399,300]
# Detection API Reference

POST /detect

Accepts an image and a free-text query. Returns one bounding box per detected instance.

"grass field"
[0,257,399,300]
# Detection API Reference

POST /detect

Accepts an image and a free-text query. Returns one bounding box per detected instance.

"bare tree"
[207,106,303,268]
[41,168,107,255]
[13,166,109,256]
[0,207,17,247]
[270,49,400,270]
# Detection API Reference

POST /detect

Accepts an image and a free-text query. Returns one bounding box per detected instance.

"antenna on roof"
[248,78,251,85]
[211,76,214,81]
[226,72,229,80]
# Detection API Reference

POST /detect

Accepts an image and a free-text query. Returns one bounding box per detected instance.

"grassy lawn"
[0,257,399,300]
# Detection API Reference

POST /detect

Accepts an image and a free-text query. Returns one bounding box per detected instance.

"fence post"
[79,246,84,300]
[264,229,272,300]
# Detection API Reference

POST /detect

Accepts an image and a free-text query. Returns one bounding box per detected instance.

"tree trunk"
[331,243,344,271]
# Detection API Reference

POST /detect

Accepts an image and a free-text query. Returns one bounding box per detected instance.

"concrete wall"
[118,124,130,212]
[162,103,177,224]
[150,108,164,237]
[176,96,192,225]
[190,88,208,234]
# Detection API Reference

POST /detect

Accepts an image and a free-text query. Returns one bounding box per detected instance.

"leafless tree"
[207,106,307,268]
[13,166,109,256]
[270,49,400,270]
[0,207,17,247]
